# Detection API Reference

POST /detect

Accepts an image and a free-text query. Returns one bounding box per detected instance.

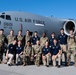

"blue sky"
[0,0,76,19]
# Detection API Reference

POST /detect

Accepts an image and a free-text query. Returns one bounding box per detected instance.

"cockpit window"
[6,15,11,20]
[0,15,5,19]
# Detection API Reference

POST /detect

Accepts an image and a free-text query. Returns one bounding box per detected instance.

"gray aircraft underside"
[0,11,76,38]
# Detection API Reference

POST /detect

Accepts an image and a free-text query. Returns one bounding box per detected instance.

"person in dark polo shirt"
[42,41,51,67]
[58,28,68,66]
[51,39,62,68]
[32,31,40,45]
[16,40,24,65]
[49,32,56,46]
[6,39,17,66]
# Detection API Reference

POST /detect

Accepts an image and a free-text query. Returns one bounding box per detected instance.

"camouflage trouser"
[0,53,3,62]
[67,48,76,63]
[23,55,30,65]
[0,47,4,62]
[34,55,41,65]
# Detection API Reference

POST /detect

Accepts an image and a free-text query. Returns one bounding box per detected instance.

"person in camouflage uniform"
[40,32,49,48]
[67,30,76,67]
[0,29,7,63]
[23,40,34,66]
[23,30,32,46]
[16,30,23,44]
[7,30,16,45]
[32,40,42,67]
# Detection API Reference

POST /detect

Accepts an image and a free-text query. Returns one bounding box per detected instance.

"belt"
[60,44,66,45]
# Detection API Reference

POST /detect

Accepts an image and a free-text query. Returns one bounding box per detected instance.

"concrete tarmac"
[0,54,75,75]
[0,64,76,75]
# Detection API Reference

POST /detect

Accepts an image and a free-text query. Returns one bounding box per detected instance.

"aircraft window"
[0,15,5,19]
[6,15,11,20]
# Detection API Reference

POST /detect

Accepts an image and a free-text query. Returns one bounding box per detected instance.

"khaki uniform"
[40,37,48,48]
[67,36,76,64]
[0,35,6,62]
[16,35,23,41]
[24,35,31,46]
[23,46,34,65]
[7,35,16,45]
[33,45,42,66]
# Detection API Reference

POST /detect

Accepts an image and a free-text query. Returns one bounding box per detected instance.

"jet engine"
[64,20,76,35]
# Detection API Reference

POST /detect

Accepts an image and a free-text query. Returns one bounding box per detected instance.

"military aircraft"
[0,11,75,38]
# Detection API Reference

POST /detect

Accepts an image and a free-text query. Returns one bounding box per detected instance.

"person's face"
[60,30,64,34]
[45,41,49,47]
[10,30,14,35]
[51,33,55,37]
[42,33,46,37]
[70,30,73,35]
[18,31,22,35]
[27,42,31,46]
[36,40,40,45]
[26,31,30,35]
[0,31,1,35]
[34,32,38,36]
[18,41,22,45]
[0,30,3,35]
[53,39,57,44]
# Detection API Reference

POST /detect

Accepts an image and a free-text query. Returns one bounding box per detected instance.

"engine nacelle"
[64,20,76,35]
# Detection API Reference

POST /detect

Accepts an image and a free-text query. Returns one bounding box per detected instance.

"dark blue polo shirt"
[32,36,40,45]
[51,43,61,55]
[42,46,51,56]
[16,45,24,54]
[8,44,16,54]
[58,33,67,44]
[49,37,56,46]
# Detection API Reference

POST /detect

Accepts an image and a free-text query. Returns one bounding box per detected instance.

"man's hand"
[52,55,57,60]
[47,53,51,56]
[34,54,37,57]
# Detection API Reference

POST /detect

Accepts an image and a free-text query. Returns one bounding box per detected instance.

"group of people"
[0,28,76,68]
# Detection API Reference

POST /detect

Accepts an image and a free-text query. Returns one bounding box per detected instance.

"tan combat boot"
[67,62,70,66]
[36,61,40,67]
[23,62,26,66]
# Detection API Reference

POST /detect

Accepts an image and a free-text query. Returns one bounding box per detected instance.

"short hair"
[26,30,30,32]
[60,28,64,31]
[1,29,4,32]
[53,38,57,41]
[34,31,38,33]
[43,32,46,35]
[45,40,49,44]
[51,32,55,35]
[27,40,31,43]
[10,30,14,32]
[18,30,22,32]
[70,30,73,31]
